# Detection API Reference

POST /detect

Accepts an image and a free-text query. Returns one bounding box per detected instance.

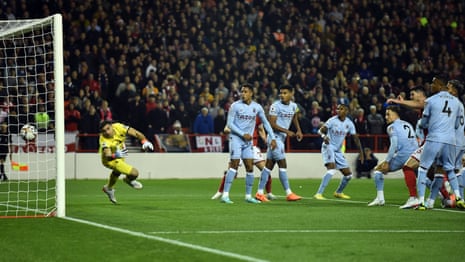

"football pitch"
[1,178,464,262]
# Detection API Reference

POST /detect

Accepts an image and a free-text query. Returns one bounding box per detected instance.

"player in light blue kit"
[416,77,465,210]
[314,103,364,200]
[254,84,303,202]
[368,106,418,206]
[424,79,465,208]
[221,83,277,204]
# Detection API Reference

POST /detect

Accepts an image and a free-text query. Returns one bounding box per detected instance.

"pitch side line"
[149,229,465,234]
[63,216,268,262]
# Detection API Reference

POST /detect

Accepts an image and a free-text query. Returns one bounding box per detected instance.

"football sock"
[373,171,384,191]
[402,166,417,197]
[335,174,352,193]
[278,168,291,193]
[265,175,272,194]
[316,169,336,194]
[0,163,4,174]
[108,171,120,188]
[458,173,464,199]
[223,168,237,194]
[417,166,428,203]
[257,168,271,193]
[446,170,462,198]
[428,175,443,203]
[245,172,254,197]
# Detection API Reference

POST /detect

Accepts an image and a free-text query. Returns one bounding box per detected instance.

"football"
[20,124,38,141]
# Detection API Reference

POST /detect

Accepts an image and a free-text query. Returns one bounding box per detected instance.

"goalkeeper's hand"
[114,148,128,158]
[142,140,154,151]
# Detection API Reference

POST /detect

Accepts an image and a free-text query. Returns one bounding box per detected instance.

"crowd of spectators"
[1,0,465,149]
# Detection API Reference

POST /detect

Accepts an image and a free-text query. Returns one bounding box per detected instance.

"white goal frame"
[0,14,65,218]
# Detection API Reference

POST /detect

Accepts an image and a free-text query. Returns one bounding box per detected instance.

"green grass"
[1,178,464,262]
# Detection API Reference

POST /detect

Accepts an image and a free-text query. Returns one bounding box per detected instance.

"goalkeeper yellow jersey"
[99,122,128,163]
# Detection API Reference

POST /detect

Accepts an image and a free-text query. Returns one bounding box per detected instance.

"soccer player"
[0,122,10,181]
[220,83,277,204]
[368,106,418,206]
[416,77,465,210]
[387,86,427,209]
[424,79,465,208]
[314,103,364,200]
[99,120,154,204]
[255,84,303,202]
[211,124,276,200]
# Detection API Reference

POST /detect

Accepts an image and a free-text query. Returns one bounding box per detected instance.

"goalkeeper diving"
[99,120,154,204]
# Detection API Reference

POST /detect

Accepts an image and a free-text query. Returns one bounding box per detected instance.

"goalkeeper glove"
[141,139,154,151]
[113,148,128,158]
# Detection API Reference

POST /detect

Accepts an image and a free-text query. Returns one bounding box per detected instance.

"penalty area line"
[63,216,268,262]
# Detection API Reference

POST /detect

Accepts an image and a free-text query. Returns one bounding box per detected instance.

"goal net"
[0,14,65,218]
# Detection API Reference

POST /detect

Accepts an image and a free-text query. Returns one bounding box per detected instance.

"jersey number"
[403,125,414,138]
[442,100,452,117]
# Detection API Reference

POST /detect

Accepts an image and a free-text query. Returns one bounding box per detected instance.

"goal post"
[0,14,65,218]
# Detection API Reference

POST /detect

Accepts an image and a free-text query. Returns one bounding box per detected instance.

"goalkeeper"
[99,120,154,204]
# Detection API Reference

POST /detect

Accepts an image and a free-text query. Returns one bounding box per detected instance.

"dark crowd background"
[0,0,464,148]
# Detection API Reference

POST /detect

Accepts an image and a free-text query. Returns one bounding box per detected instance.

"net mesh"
[0,17,58,217]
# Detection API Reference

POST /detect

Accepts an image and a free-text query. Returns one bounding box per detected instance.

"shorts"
[102,158,133,175]
[321,144,349,169]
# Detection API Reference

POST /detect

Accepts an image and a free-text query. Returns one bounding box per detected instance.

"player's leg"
[256,158,273,202]
[333,152,352,199]
[211,161,232,199]
[368,161,389,206]
[118,161,142,189]
[400,156,421,208]
[243,157,260,204]
[275,158,302,201]
[102,170,121,204]
[416,141,440,210]
[221,138,241,203]
[314,145,336,200]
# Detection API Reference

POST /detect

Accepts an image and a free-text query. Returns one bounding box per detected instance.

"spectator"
[213,108,226,134]
[78,105,100,150]
[99,100,113,121]
[170,103,191,132]
[171,120,184,135]
[356,147,378,179]
[193,107,214,134]
[64,103,81,132]
[367,105,385,134]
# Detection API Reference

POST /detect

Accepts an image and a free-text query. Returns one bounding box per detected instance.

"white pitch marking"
[63,216,268,262]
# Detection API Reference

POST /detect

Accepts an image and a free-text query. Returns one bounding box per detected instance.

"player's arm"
[317,124,329,144]
[269,114,294,136]
[127,127,154,151]
[258,109,277,149]
[351,133,364,163]
[388,96,424,109]
[292,112,303,141]
[385,135,398,163]
[226,104,247,138]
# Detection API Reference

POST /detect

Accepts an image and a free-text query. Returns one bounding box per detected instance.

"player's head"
[431,76,447,94]
[99,120,114,138]
[447,79,463,97]
[240,83,254,102]
[336,103,349,118]
[278,84,294,103]
[385,105,401,124]
[409,85,426,102]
